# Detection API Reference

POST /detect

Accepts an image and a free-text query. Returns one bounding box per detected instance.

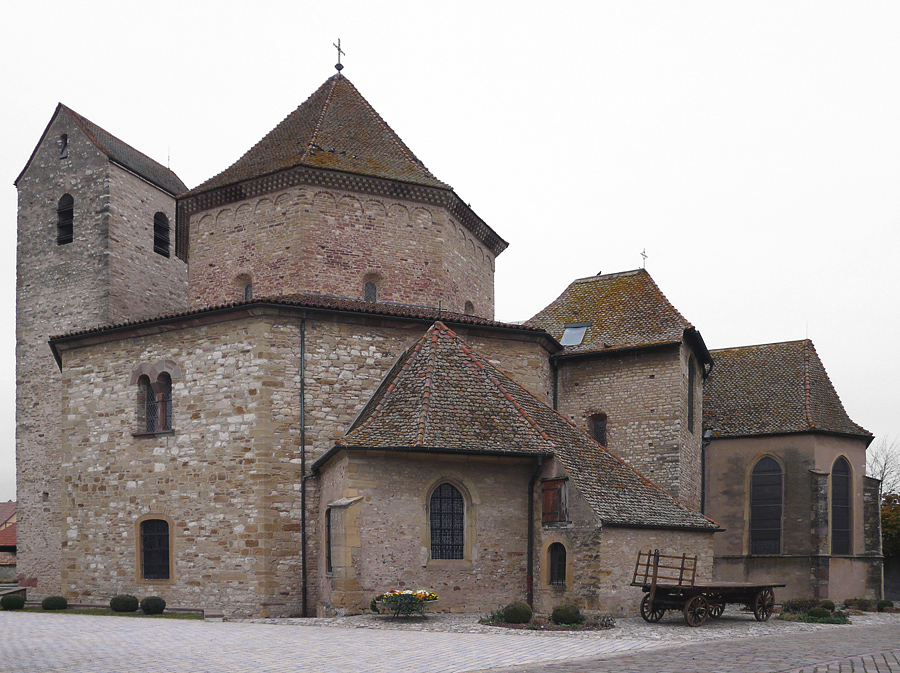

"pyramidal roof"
[331,322,717,530]
[704,339,871,440]
[527,269,709,360]
[188,74,450,196]
[15,104,188,196]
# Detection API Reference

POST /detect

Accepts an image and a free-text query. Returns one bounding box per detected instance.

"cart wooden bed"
[631,549,786,627]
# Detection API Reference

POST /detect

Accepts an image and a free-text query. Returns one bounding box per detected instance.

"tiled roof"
[526,269,704,358]
[16,104,187,196]
[703,340,871,439]
[0,523,15,547]
[50,293,544,342]
[336,322,717,530]
[0,502,14,528]
[187,74,449,197]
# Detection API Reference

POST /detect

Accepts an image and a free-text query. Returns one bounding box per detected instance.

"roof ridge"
[302,75,340,166]
[803,340,814,428]
[572,268,644,284]
[710,338,813,353]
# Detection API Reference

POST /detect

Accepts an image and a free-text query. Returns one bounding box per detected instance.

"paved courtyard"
[1,609,898,672]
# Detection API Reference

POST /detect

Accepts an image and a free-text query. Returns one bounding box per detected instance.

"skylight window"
[560,323,590,346]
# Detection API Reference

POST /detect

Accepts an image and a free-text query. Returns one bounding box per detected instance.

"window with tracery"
[430,483,464,560]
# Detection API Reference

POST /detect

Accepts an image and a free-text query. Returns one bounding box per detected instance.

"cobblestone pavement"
[2,609,898,673]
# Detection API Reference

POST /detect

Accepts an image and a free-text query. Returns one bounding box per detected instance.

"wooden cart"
[631,549,786,627]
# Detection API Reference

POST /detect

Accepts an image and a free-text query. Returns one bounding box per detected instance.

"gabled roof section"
[0,502,14,528]
[187,74,449,197]
[0,523,15,548]
[704,339,871,440]
[335,322,717,530]
[526,269,710,363]
[15,104,187,196]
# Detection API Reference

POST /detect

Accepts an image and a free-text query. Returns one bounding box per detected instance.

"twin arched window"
[430,483,464,560]
[139,373,172,433]
[749,456,782,555]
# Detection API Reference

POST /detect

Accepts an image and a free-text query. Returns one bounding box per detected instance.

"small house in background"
[0,502,16,581]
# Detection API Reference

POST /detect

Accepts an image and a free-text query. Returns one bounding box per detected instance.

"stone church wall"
[187,185,496,318]
[554,345,699,507]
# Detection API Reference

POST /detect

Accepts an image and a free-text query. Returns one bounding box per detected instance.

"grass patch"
[20,606,201,619]
[481,614,615,631]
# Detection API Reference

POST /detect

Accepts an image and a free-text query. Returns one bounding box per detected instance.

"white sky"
[1,1,898,501]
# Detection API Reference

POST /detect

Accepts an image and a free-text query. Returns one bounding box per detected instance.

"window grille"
[57,194,74,245]
[750,457,782,555]
[154,213,170,257]
[832,458,851,555]
[549,543,566,586]
[430,483,464,559]
[243,283,253,301]
[140,519,170,580]
[590,414,608,446]
[144,375,172,433]
[364,281,377,303]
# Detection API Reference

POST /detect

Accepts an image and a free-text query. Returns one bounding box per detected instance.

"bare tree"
[867,435,900,495]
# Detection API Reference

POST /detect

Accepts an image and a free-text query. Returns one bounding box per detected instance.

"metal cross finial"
[334,39,345,72]
[641,248,648,268]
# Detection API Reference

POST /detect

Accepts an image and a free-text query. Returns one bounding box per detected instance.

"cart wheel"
[683,595,709,627]
[709,602,725,619]
[640,594,666,623]
[753,588,775,622]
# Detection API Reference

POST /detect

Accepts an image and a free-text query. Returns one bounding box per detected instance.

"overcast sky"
[1,1,898,501]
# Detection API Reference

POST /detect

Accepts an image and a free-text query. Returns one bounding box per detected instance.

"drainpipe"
[526,456,543,607]
[300,312,308,616]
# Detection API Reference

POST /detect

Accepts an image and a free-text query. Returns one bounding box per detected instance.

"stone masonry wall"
[555,345,701,507]
[107,164,188,322]
[16,115,113,596]
[56,308,552,616]
[187,185,496,318]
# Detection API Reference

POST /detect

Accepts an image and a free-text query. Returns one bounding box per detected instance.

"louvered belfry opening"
[750,456,782,555]
[430,483,464,560]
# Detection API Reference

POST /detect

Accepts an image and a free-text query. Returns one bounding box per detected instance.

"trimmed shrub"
[140,596,166,615]
[550,604,584,625]
[819,600,835,611]
[843,598,873,611]
[501,601,533,624]
[877,600,894,612]
[808,607,832,619]
[782,598,820,614]
[109,594,139,613]
[0,594,25,611]
[41,596,68,611]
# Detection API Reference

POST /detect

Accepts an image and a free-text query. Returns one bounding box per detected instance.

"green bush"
[782,598,820,614]
[0,594,25,610]
[843,598,873,611]
[877,600,894,612]
[808,607,832,619]
[109,594,139,613]
[501,601,533,624]
[550,604,584,625]
[797,611,851,625]
[41,596,68,611]
[140,596,166,615]
[819,599,835,611]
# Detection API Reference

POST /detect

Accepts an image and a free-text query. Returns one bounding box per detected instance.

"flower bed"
[372,590,439,618]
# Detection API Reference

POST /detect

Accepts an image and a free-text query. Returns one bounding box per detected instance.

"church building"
[14,70,881,617]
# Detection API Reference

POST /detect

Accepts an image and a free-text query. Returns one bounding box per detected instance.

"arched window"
[142,373,172,433]
[548,542,567,586]
[243,283,253,301]
[153,212,170,257]
[364,281,377,303]
[832,457,852,555]
[590,413,608,446]
[750,456,782,555]
[57,194,74,245]
[59,133,68,159]
[464,301,475,316]
[430,483,464,560]
[140,518,170,580]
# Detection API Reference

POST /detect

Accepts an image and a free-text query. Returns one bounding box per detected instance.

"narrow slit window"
[244,283,253,301]
[325,508,333,573]
[57,194,74,245]
[59,134,68,159]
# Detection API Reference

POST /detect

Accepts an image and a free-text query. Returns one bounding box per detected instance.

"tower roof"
[703,339,871,440]
[527,269,711,363]
[330,322,717,530]
[15,104,188,196]
[187,74,450,197]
